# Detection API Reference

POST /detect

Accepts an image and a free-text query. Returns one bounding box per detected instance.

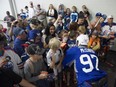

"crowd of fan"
[0,1,116,87]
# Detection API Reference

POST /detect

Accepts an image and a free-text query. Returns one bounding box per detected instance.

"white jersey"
[46,49,63,66]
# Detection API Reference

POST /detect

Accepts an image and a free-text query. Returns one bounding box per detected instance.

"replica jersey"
[20,12,27,19]
[70,12,78,22]
[63,46,106,85]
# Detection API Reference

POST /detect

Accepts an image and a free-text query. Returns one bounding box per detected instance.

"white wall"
[0,0,11,28]
[0,0,116,21]
[15,0,116,21]
[0,0,11,20]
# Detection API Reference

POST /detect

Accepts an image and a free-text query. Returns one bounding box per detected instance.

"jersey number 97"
[80,54,99,73]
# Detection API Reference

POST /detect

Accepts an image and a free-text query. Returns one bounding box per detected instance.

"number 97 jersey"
[63,46,107,85]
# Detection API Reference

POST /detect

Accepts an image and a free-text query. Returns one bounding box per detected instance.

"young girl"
[47,4,58,23]
[58,4,65,18]
[54,15,64,34]
[64,8,71,30]
[82,5,90,18]
[42,23,58,49]
[67,30,76,48]
[70,6,78,22]
[46,38,64,87]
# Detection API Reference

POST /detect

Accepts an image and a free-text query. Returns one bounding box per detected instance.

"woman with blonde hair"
[47,4,58,23]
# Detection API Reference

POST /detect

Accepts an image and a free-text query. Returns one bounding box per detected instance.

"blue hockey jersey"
[62,46,106,85]
[70,12,78,22]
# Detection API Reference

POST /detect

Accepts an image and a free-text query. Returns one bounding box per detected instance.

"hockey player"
[63,34,107,87]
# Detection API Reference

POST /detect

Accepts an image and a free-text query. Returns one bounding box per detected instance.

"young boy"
[46,38,64,87]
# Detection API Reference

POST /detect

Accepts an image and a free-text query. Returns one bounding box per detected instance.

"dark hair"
[0,32,7,46]
[25,6,28,9]
[69,22,77,31]
[69,30,76,38]
[27,44,45,55]
[44,23,55,36]
[27,44,37,55]
[6,11,10,15]
[79,11,84,18]
[30,19,41,26]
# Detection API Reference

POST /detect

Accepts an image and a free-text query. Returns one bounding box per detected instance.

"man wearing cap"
[101,15,116,77]
[13,30,27,57]
[101,15,116,87]
[24,44,50,87]
[101,15,116,49]
[21,41,31,62]
[87,12,106,34]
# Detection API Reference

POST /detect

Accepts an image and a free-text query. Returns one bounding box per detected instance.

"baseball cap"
[13,28,25,37]
[22,41,31,48]
[102,14,107,20]
[107,15,113,19]
[37,4,40,6]
[96,12,102,17]
[18,30,25,35]
[30,18,41,25]
[27,44,45,55]
[76,34,89,46]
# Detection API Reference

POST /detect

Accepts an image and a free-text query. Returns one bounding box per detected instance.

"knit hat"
[27,44,45,55]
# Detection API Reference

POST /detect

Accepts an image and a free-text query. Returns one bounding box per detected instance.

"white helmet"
[76,34,89,46]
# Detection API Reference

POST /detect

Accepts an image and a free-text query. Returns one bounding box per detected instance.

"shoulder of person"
[101,22,108,27]
[4,46,14,52]
[112,22,116,26]
[24,59,33,68]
